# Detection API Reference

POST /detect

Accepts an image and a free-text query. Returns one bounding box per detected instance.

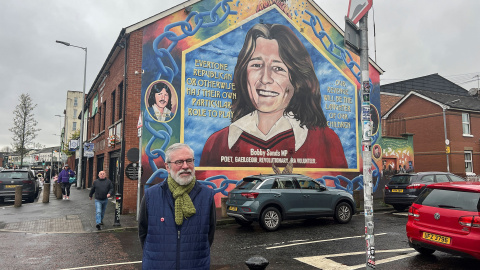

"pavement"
[0,184,393,234]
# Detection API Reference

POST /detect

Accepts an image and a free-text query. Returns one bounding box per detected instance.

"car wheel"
[26,195,35,203]
[235,218,253,226]
[334,202,352,224]
[393,205,407,212]
[260,207,281,232]
[413,246,435,255]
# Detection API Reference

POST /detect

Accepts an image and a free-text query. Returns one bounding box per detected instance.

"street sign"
[84,142,94,158]
[137,113,142,129]
[347,0,373,24]
[69,139,78,151]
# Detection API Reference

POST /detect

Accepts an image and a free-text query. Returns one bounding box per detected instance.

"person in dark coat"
[44,167,51,184]
[138,143,216,270]
[57,164,75,200]
[89,171,114,230]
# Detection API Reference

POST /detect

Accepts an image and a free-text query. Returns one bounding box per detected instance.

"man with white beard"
[138,143,216,270]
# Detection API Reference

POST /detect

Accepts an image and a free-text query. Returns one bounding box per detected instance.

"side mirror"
[318,185,327,191]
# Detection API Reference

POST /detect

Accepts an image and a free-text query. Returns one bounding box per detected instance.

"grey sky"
[1,0,479,150]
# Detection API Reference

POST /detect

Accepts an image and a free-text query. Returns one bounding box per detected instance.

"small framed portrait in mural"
[372,144,381,160]
[145,80,177,122]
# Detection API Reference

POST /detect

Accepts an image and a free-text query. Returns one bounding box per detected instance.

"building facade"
[382,75,480,178]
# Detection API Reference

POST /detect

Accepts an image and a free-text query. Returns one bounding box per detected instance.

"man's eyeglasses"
[168,158,195,166]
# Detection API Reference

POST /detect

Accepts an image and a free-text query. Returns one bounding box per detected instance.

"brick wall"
[385,94,480,176]
[83,29,143,214]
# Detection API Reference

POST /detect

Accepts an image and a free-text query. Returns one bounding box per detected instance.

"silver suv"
[0,169,40,203]
[226,174,355,231]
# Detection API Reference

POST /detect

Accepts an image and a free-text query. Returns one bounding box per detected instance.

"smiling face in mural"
[246,37,294,114]
[155,88,169,110]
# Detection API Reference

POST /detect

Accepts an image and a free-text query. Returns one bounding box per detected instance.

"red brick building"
[80,24,146,214]
[382,75,480,178]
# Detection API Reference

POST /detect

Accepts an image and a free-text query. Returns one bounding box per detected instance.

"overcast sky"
[1,0,479,151]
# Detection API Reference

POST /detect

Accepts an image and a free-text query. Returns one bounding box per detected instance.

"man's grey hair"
[165,143,195,163]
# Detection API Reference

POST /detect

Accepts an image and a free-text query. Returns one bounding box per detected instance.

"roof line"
[382,91,448,119]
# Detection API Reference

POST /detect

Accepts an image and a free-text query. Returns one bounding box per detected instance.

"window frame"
[462,112,471,136]
[464,150,473,174]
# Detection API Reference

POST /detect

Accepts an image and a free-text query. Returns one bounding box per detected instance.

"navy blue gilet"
[142,181,214,270]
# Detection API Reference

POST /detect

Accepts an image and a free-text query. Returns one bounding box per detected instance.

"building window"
[111,91,116,124]
[118,82,123,120]
[73,109,77,119]
[102,102,106,131]
[72,122,77,131]
[465,151,473,174]
[462,113,471,135]
[74,97,78,107]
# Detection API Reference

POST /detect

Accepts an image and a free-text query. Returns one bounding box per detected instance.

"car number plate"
[391,189,403,193]
[422,232,451,245]
[228,206,237,211]
[5,185,17,188]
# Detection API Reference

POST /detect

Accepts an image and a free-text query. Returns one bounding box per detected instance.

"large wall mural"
[140,0,383,205]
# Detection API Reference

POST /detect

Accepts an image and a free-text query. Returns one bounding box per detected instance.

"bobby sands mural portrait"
[200,24,347,168]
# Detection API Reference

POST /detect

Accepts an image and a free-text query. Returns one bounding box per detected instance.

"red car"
[406,181,480,259]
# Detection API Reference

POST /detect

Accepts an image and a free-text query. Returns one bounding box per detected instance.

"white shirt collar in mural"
[227,110,308,151]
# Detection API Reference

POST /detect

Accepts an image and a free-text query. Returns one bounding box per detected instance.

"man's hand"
[89,197,92,200]
[107,194,111,198]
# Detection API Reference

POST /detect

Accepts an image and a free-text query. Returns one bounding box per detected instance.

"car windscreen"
[236,178,263,190]
[388,175,413,185]
[0,172,29,180]
[416,188,480,212]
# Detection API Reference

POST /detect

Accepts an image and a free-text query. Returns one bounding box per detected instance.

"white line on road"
[60,261,142,270]
[266,233,388,249]
[296,248,416,270]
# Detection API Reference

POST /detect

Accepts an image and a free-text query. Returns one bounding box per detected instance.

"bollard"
[113,193,122,226]
[55,182,63,199]
[245,255,269,270]
[42,183,50,203]
[14,185,22,207]
[221,197,228,218]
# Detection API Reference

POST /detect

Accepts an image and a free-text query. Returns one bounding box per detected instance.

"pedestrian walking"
[44,166,51,184]
[57,164,75,200]
[89,171,114,230]
[138,143,216,270]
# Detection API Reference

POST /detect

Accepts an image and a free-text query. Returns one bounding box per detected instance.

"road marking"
[266,233,388,249]
[296,248,416,269]
[60,261,142,270]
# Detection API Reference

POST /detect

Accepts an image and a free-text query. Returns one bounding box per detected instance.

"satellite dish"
[468,88,478,96]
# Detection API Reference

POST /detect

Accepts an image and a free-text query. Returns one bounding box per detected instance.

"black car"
[0,169,40,203]
[226,174,355,231]
[384,172,465,211]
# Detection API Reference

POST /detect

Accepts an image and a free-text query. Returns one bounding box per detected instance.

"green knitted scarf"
[167,175,196,225]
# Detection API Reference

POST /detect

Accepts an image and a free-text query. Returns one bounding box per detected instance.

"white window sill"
[463,134,474,137]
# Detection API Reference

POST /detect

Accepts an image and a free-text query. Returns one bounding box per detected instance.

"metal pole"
[360,14,375,270]
[442,108,450,172]
[56,40,87,190]
[137,117,142,221]
[77,47,87,189]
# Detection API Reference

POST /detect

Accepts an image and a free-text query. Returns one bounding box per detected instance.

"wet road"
[0,211,478,269]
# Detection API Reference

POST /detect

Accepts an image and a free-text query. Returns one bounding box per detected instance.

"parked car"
[0,169,40,203]
[406,181,480,260]
[226,174,355,231]
[384,172,466,211]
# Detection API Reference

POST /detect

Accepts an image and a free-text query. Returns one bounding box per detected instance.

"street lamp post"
[56,40,87,189]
